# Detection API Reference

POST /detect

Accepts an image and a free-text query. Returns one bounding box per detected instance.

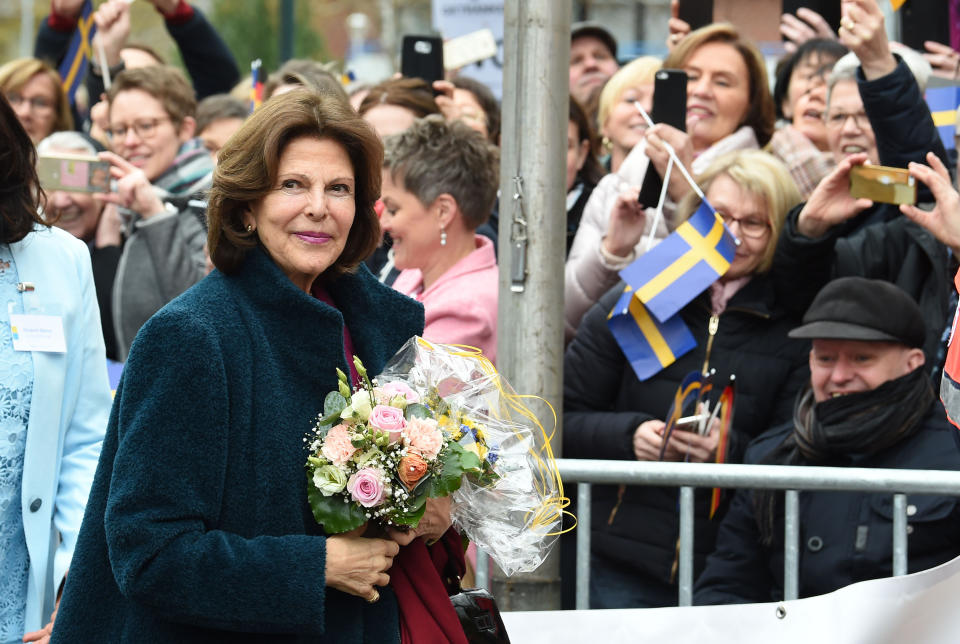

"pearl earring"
[440,229,447,246]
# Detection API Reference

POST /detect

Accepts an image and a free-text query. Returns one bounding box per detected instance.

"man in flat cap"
[569,22,619,113]
[694,277,960,604]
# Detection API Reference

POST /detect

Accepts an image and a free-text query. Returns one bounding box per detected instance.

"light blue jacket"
[8,225,110,631]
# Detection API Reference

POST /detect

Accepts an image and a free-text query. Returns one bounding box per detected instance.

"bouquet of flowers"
[305,356,497,533]
[306,337,565,575]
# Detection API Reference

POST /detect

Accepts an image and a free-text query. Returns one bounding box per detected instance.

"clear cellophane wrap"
[377,337,565,576]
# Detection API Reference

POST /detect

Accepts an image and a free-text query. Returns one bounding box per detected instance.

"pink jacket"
[392,235,499,364]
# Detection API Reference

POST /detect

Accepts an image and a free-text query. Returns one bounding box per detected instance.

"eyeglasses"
[106,117,171,141]
[5,92,53,112]
[718,212,769,239]
[825,111,868,129]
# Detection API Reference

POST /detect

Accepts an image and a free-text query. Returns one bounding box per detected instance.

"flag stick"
[632,101,705,200]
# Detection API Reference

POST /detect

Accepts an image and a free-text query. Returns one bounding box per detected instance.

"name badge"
[10,313,66,353]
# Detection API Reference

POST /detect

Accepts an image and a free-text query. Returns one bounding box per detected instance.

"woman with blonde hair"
[564,149,809,608]
[565,23,775,342]
[596,56,661,174]
[0,58,73,143]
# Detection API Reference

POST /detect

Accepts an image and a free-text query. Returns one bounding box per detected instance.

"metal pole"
[280,0,295,63]
[492,0,570,612]
[892,493,908,576]
[575,483,591,609]
[678,486,694,606]
[783,490,799,600]
[475,548,489,590]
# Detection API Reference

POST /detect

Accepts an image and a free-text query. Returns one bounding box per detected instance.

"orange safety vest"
[942,268,960,430]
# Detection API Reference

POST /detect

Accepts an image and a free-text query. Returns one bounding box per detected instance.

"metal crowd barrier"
[473,459,960,610]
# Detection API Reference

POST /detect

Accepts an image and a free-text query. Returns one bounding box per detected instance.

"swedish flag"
[925,86,959,152]
[608,286,696,381]
[58,0,97,106]
[619,200,737,323]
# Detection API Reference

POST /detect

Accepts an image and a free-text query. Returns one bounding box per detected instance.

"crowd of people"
[4,0,960,640]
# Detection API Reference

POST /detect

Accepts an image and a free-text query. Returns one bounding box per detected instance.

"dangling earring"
[440,228,447,246]
[246,224,254,233]
[602,135,613,152]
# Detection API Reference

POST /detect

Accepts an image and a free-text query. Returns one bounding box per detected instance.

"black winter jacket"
[563,276,809,595]
[694,400,960,605]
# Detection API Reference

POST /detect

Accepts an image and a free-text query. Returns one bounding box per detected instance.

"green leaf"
[404,403,431,420]
[428,442,476,498]
[324,391,348,417]
[306,473,366,534]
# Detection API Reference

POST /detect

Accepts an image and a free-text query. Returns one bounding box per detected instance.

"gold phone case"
[849,164,916,205]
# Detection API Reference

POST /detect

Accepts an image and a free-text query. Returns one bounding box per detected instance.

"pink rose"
[368,404,407,443]
[347,467,387,507]
[380,381,420,404]
[403,417,444,460]
[321,424,357,465]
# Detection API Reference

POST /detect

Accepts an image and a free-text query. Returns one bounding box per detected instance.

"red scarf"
[392,529,468,644]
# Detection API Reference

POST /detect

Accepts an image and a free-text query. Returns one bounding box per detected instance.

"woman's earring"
[602,136,613,152]
[440,228,447,246]
[246,224,254,233]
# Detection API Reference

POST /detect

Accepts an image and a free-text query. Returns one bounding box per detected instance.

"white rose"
[313,464,348,496]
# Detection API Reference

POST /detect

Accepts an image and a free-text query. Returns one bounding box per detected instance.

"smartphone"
[677,0,714,31]
[638,69,688,207]
[37,154,111,193]
[849,164,916,206]
[444,29,498,71]
[401,35,445,86]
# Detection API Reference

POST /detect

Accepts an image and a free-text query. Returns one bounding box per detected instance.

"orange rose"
[398,454,429,488]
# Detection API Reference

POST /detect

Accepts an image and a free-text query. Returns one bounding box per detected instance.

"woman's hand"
[91,0,131,68]
[644,124,695,204]
[634,420,674,461]
[325,528,400,602]
[901,152,960,255]
[94,203,124,248]
[922,41,960,80]
[95,151,167,220]
[666,0,691,52]
[668,423,720,463]
[603,186,646,258]
[797,152,873,238]
[839,0,896,80]
[780,7,837,53]
[387,496,453,546]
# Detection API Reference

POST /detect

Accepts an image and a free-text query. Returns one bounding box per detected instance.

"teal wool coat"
[51,247,424,642]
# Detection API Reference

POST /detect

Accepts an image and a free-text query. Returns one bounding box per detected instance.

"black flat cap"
[571,21,617,61]
[788,277,925,348]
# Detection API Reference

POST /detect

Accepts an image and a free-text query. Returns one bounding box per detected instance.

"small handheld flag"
[620,199,737,324]
[250,59,264,113]
[608,286,697,382]
[709,376,736,518]
[58,0,97,106]
[925,86,959,152]
[658,370,712,462]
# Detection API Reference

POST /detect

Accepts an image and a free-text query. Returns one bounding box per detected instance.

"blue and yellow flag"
[619,199,737,324]
[58,0,96,106]
[607,286,697,382]
[925,86,959,152]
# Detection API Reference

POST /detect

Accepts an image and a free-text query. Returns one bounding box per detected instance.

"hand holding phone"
[849,164,916,206]
[638,69,688,207]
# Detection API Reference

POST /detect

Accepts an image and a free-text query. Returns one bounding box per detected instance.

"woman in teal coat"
[52,91,431,642]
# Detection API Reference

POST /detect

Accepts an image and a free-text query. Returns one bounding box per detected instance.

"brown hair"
[207,90,382,275]
[0,57,74,136]
[569,96,605,187]
[0,95,50,243]
[107,65,197,126]
[357,77,440,119]
[664,23,775,147]
[263,59,350,104]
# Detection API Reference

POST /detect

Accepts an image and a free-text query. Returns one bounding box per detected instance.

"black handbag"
[440,538,511,643]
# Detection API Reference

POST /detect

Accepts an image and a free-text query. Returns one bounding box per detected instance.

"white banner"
[431,0,504,98]
[502,553,960,643]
